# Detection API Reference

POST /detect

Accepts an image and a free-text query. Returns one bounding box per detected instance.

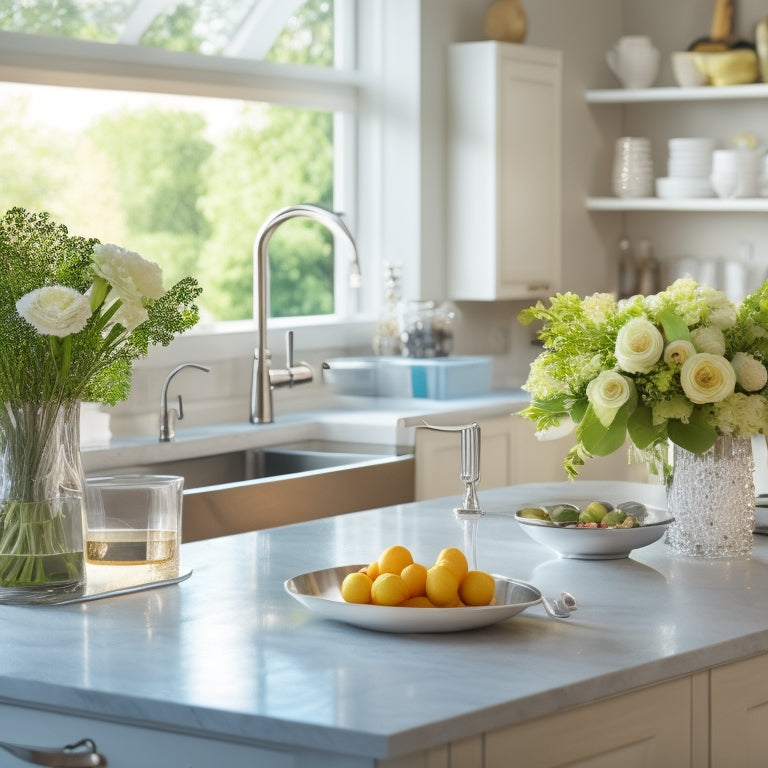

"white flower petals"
[663,339,696,367]
[92,243,164,304]
[615,317,664,374]
[16,286,92,338]
[691,325,726,356]
[586,371,631,427]
[731,352,768,392]
[680,353,736,405]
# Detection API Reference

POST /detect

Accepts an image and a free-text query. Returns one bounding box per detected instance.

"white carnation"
[690,325,726,356]
[731,352,768,392]
[615,317,664,374]
[92,243,165,304]
[680,353,736,404]
[114,300,149,332]
[16,285,92,338]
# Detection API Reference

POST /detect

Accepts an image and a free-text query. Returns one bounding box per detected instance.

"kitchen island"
[0,480,766,767]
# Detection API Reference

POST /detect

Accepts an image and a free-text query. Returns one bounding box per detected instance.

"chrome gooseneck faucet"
[250,204,360,424]
[159,363,211,442]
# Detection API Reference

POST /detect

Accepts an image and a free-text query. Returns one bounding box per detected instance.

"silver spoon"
[542,591,578,619]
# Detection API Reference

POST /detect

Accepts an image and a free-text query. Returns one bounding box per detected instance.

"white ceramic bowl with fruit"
[514,500,673,560]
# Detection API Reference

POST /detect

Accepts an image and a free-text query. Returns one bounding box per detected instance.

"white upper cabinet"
[447,42,562,300]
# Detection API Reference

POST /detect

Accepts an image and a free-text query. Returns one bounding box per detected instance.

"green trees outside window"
[0,0,338,323]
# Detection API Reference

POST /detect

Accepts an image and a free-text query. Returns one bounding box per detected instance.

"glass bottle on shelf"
[372,262,403,356]
[636,239,661,295]
[617,234,637,299]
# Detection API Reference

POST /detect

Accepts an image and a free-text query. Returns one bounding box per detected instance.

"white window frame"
[0,0,396,363]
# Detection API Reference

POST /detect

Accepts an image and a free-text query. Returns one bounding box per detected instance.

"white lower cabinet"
[5,654,768,767]
[484,678,693,768]
[415,415,649,501]
[710,652,768,768]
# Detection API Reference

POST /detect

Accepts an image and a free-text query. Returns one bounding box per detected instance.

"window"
[0,0,365,329]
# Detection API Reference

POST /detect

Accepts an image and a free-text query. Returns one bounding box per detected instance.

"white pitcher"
[606,36,660,89]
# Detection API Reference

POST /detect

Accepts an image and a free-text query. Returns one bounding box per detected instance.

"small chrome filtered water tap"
[159,363,211,442]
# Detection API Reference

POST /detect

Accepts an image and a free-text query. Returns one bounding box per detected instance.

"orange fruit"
[371,573,410,606]
[378,545,413,575]
[341,571,373,604]
[459,570,496,606]
[425,564,459,606]
[399,596,435,608]
[436,547,468,582]
[366,560,380,580]
[401,562,428,597]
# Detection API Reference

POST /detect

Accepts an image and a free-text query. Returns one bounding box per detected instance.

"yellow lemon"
[435,547,468,582]
[425,564,459,606]
[371,573,410,606]
[399,596,435,608]
[459,570,496,606]
[341,571,373,604]
[401,562,428,597]
[378,545,413,575]
[365,560,380,580]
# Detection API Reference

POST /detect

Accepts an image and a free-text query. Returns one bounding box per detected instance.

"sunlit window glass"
[0,84,335,322]
[0,0,335,66]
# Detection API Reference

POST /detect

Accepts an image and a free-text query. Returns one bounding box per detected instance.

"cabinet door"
[710,652,768,768]
[415,415,514,501]
[448,42,561,300]
[484,677,692,768]
[510,417,651,484]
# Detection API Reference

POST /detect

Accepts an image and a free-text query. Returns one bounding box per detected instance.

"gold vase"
[484,0,527,44]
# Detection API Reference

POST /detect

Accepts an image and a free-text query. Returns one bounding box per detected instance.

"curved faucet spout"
[250,204,360,425]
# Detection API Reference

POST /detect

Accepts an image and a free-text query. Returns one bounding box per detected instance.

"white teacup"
[671,51,708,88]
[607,36,660,89]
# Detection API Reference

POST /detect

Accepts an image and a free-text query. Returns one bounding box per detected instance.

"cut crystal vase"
[666,435,755,559]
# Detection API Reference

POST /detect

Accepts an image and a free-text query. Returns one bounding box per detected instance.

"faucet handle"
[285,330,295,368]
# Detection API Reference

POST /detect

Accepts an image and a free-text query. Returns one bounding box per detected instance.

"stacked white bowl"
[613,137,654,198]
[711,148,764,198]
[656,137,715,199]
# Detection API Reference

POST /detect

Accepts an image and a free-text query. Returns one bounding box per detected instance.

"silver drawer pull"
[0,737,106,767]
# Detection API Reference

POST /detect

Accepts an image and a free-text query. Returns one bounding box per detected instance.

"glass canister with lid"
[400,300,455,357]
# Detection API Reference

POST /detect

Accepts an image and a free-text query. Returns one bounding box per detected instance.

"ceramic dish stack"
[612,137,654,198]
[656,137,716,199]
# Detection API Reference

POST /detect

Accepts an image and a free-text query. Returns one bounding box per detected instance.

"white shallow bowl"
[514,504,673,560]
[656,176,714,199]
[284,565,542,633]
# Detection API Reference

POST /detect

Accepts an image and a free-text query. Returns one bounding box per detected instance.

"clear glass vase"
[666,435,755,559]
[0,401,86,602]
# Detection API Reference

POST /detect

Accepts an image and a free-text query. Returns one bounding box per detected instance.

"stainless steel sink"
[89,440,408,491]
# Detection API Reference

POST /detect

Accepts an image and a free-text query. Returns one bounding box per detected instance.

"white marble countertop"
[81,391,529,473]
[2,480,768,761]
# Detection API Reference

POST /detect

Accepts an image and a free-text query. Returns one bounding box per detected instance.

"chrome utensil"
[542,591,578,619]
[0,737,106,767]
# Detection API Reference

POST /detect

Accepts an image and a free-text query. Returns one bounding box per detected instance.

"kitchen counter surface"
[81,391,528,473]
[2,480,768,762]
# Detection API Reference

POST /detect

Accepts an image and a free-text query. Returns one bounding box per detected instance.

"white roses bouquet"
[0,208,201,408]
[519,278,768,479]
[0,208,201,592]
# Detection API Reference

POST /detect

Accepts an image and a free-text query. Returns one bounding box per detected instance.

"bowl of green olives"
[514,501,673,560]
